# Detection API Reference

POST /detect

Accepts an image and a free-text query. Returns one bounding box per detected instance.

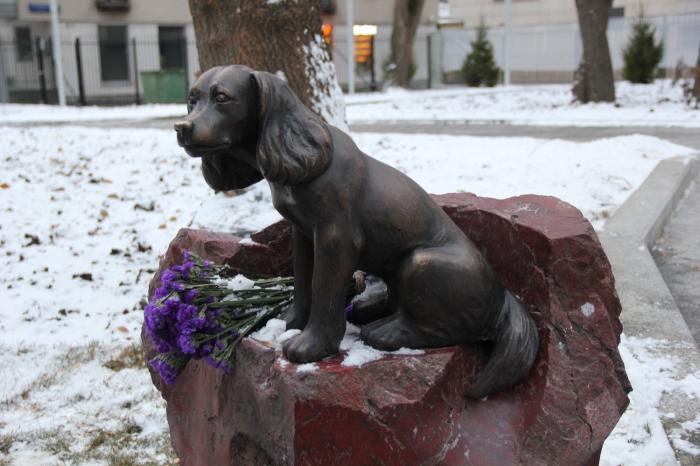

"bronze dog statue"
[175,65,538,398]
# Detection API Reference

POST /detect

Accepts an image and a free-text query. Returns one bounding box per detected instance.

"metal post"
[74,38,86,105]
[36,37,48,104]
[427,33,432,89]
[0,40,9,102]
[370,34,376,91]
[180,36,189,93]
[503,0,512,86]
[346,0,354,93]
[50,0,65,106]
[132,38,140,104]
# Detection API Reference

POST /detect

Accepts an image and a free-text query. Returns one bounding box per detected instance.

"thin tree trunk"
[188,0,345,128]
[693,45,700,102]
[572,0,615,103]
[389,0,426,88]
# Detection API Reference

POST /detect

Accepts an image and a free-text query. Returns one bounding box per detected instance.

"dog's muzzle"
[174,119,193,147]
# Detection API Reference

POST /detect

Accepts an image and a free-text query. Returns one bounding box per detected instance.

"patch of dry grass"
[104,343,146,372]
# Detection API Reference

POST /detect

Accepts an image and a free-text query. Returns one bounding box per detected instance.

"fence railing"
[0,37,198,105]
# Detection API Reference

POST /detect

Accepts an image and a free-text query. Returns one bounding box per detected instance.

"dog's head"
[175,65,332,188]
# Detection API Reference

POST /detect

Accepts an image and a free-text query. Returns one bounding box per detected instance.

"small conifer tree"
[622,12,663,84]
[462,20,500,87]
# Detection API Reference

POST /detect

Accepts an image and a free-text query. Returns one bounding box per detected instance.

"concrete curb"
[599,154,700,465]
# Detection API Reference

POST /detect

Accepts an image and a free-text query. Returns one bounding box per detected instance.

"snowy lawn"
[0,125,697,464]
[0,103,186,125]
[347,79,700,128]
[1,79,697,129]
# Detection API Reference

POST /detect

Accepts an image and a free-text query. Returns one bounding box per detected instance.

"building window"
[159,26,186,70]
[610,7,624,18]
[14,26,32,61]
[319,0,335,14]
[98,25,129,82]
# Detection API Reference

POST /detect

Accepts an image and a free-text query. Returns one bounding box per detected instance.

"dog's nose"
[174,120,193,135]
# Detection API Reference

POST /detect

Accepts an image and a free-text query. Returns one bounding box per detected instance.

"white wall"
[439,11,700,82]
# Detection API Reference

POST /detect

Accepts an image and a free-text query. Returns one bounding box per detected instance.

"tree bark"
[572,0,615,103]
[389,0,427,88]
[188,0,345,128]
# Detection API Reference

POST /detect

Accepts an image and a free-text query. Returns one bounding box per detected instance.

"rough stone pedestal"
[144,193,631,466]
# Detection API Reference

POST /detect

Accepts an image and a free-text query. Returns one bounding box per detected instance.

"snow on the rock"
[296,363,319,373]
[250,319,425,368]
[249,318,288,344]
[346,80,700,128]
[0,103,185,124]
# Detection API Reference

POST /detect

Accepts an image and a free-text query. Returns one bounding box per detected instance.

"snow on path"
[0,125,697,463]
[347,80,700,128]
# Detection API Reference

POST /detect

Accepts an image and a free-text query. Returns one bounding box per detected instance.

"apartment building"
[0,0,440,103]
[0,0,196,103]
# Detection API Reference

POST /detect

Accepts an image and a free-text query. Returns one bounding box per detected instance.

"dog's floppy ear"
[251,71,332,185]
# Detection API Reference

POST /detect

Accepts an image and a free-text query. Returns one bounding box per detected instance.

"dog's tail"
[467,291,539,399]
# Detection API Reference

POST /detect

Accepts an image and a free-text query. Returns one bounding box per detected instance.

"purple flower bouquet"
[144,251,294,385]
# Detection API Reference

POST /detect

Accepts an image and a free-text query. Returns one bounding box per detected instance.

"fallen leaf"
[72,273,93,281]
[158,224,166,229]
[0,182,9,189]
[134,202,155,212]
[116,326,129,333]
[100,209,109,218]
[23,234,41,247]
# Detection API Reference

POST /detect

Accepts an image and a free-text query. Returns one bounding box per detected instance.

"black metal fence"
[0,37,197,105]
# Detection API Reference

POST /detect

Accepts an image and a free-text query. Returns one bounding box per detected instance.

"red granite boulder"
[144,193,631,466]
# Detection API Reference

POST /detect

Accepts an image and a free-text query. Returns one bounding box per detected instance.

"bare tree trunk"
[693,45,700,102]
[572,0,615,103]
[188,0,345,128]
[389,0,427,88]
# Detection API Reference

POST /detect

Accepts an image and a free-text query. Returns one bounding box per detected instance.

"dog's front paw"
[282,329,339,363]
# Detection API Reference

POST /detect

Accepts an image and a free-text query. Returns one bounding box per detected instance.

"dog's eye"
[215,93,229,103]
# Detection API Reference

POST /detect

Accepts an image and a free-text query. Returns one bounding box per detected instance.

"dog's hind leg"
[361,243,497,351]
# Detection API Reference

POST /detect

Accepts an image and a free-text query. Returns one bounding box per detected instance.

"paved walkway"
[652,169,700,347]
[350,122,700,150]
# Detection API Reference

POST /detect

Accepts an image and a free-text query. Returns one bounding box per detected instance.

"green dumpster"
[140,69,187,104]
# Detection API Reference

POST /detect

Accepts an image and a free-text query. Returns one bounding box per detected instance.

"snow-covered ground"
[1,79,697,129]
[347,80,700,128]
[0,124,697,464]
[0,103,185,125]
